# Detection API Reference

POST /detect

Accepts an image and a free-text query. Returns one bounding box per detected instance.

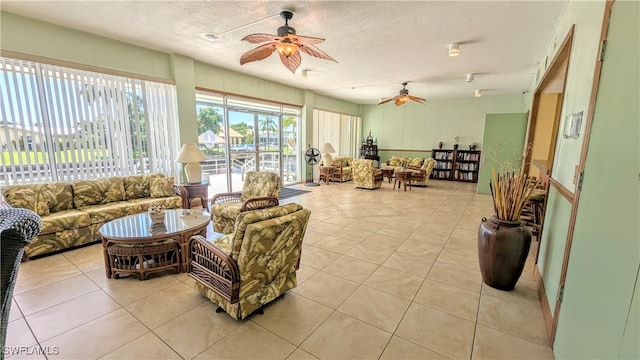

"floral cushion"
[39,209,92,235]
[80,201,142,224]
[352,159,382,189]
[240,171,281,201]
[128,196,182,211]
[409,157,424,167]
[389,156,400,166]
[72,178,126,207]
[212,203,243,234]
[150,177,174,198]
[3,182,73,214]
[124,173,165,200]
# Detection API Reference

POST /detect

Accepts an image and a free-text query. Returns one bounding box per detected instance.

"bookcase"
[430,149,481,183]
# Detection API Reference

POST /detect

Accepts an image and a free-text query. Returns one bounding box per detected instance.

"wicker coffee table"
[99,209,210,280]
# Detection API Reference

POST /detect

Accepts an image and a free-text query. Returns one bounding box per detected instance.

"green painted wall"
[476,113,527,194]
[0,12,173,80]
[553,1,640,357]
[537,186,571,314]
[362,94,525,163]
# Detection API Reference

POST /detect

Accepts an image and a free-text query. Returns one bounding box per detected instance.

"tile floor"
[6,180,553,359]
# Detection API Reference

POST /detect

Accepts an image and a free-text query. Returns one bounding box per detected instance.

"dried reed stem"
[490,169,539,221]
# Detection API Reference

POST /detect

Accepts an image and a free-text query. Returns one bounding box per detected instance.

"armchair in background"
[352,159,383,190]
[210,171,281,234]
[1,208,42,349]
[409,158,437,187]
[189,203,311,320]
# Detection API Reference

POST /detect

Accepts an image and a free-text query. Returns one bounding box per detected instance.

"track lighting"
[466,73,474,82]
[475,90,482,97]
[301,69,308,79]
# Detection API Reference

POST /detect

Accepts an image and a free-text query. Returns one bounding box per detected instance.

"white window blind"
[0,57,179,186]
[312,109,361,158]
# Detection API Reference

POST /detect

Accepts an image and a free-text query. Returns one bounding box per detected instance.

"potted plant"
[453,136,460,150]
[478,169,538,290]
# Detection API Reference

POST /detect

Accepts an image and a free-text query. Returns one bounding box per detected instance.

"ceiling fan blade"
[242,33,280,44]
[279,51,302,73]
[240,43,277,65]
[299,44,338,63]
[378,98,394,105]
[408,95,426,104]
[295,34,326,45]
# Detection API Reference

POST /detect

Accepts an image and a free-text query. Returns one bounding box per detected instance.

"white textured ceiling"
[1,1,567,104]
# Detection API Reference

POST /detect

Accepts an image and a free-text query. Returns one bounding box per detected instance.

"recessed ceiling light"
[202,33,219,42]
[449,43,460,57]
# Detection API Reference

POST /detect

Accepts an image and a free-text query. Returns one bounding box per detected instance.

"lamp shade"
[175,143,207,163]
[320,143,336,154]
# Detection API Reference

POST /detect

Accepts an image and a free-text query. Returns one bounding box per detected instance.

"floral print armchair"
[352,159,383,190]
[189,203,311,320]
[210,171,281,234]
[409,158,437,186]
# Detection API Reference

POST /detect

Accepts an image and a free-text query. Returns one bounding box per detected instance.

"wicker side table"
[106,239,180,280]
[319,166,337,184]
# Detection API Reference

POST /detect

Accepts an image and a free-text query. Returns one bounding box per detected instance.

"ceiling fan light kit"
[378,82,426,107]
[239,10,337,74]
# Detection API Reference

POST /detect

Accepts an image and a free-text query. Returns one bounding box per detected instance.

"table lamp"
[320,143,336,166]
[175,143,207,183]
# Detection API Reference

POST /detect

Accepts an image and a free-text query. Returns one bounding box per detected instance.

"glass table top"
[99,209,210,240]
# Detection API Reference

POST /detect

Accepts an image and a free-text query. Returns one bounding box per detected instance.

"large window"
[313,109,361,159]
[0,57,179,186]
[196,91,300,193]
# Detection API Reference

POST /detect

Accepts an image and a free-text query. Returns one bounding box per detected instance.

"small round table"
[99,209,210,280]
[319,166,337,184]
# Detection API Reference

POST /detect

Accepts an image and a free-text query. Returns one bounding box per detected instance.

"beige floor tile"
[313,235,359,254]
[300,246,342,270]
[338,286,411,333]
[346,218,386,232]
[472,325,554,359]
[382,252,434,277]
[362,232,406,249]
[380,336,449,359]
[286,348,319,360]
[303,229,331,246]
[444,234,478,254]
[102,273,182,306]
[332,226,373,242]
[450,228,477,241]
[42,308,148,359]
[322,256,379,283]
[307,222,343,235]
[477,294,549,346]
[427,262,482,293]
[406,230,449,247]
[14,274,99,315]
[481,278,540,308]
[344,243,394,265]
[154,301,241,360]
[300,311,392,360]
[436,247,480,272]
[14,255,82,295]
[293,271,358,309]
[62,243,104,273]
[414,279,480,322]
[101,332,181,359]
[26,290,120,341]
[194,321,296,359]
[376,224,415,239]
[252,292,333,345]
[396,303,475,359]
[125,282,205,329]
[364,267,424,300]
[322,215,356,227]
[296,264,319,285]
[85,268,110,288]
[8,299,22,322]
[396,240,442,261]
[173,271,197,287]
[5,318,37,349]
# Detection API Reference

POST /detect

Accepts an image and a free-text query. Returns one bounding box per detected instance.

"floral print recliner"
[352,159,383,190]
[210,171,281,234]
[1,173,181,258]
[189,203,311,320]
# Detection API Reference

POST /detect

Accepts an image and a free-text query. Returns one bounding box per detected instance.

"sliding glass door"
[196,91,300,195]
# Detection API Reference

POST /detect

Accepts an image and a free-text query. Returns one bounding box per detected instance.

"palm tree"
[259,116,277,150]
[283,116,297,148]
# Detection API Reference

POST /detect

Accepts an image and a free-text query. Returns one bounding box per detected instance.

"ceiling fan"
[378,82,426,106]
[239,10,337,74]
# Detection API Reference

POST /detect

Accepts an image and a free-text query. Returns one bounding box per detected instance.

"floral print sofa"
[189,203,311,320]
[384,156,425,171]
[330,156,353,182]
[1,173,181,258]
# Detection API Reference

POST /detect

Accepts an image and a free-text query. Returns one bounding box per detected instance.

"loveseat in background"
[330,156,353,182]
[1,173,181,258]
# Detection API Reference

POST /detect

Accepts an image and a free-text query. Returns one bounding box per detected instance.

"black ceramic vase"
[477,216,532,291]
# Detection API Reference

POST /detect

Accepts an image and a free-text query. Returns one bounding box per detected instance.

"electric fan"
[304,147,321,187]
